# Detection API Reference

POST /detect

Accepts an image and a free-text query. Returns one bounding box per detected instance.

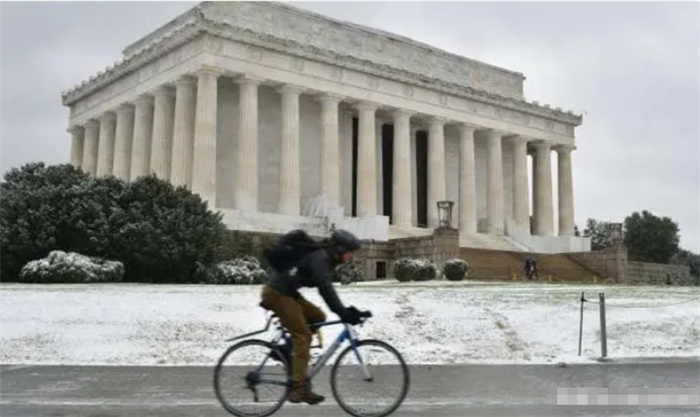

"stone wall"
[569,245,697,286]
[569,245,627,283]
[625,262,694,286]
[393,228,460,273]
[356,241,395,280]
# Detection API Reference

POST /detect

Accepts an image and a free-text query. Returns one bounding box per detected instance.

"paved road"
[1,361,699,417]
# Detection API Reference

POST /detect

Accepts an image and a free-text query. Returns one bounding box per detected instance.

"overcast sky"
[1,1,698,252]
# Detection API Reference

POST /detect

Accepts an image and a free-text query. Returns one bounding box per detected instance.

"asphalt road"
[1,361,699,417]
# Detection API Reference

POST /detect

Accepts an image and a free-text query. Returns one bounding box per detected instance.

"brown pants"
[260,284,326,383]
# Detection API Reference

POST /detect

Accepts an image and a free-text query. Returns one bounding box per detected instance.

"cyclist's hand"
[343,306,372,325]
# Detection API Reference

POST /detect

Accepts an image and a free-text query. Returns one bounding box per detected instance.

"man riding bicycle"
[260,229,369,405]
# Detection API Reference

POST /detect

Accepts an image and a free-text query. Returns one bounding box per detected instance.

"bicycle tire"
[213,339,290,417]
[330,339,410,417]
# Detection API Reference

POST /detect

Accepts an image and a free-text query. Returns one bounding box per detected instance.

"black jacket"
[266,247,349,318]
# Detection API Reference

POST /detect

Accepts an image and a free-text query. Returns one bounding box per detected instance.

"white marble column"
[235,76,261,212]
[150,86,175,180]
[130,96,154,181]
[511,135,530,232]
[82,120,100,176]
[458,124,477,234]
[191,67,221,205]
[96,112,116,177]
[486,129,505,235]
[170,76,197,188]
[356,102,378,217]
[533,141,554,236]
[427,117,446,228]
[68,126,84,169]
[277,85,302,215]
[557,144,575,236]
[392,109,413,227]
[318,93,342,206]
[113,104,134,180]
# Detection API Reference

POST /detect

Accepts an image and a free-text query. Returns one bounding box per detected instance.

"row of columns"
[68,67,575,237]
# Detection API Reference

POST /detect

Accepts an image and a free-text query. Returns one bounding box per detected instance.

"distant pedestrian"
[523,258,539,280]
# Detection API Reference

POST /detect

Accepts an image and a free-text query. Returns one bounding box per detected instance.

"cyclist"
[260,229,368,405]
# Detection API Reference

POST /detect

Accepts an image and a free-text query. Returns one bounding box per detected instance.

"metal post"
[578,291,585,356]
[599,292,608,359]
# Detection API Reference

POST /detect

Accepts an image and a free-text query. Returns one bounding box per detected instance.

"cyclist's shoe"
[288,381,325,405]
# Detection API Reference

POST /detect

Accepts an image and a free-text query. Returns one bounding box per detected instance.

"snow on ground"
[1,281,698,366]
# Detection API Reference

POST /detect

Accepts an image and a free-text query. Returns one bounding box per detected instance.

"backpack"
[263,229,323,273]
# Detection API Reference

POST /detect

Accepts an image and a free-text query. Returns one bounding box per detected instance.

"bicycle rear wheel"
[213,339,290,417]
[330,339,410,417]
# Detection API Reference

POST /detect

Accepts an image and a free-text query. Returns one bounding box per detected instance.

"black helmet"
[330,229,361,253]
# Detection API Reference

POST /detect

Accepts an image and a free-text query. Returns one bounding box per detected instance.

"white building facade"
[62,1,590,253]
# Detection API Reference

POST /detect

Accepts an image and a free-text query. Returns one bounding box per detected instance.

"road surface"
[1,361,699,416]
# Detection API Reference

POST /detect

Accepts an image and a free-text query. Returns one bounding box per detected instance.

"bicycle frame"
[225,313,373,385]
[306,320,371,381]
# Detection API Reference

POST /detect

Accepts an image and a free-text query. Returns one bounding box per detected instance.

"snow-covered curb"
[1,282,698,366]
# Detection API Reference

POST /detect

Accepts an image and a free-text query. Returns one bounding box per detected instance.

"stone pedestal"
[431,227,460,275]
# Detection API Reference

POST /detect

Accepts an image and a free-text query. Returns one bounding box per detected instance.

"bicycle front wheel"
[330,339,410,417]
[213,339,290,417]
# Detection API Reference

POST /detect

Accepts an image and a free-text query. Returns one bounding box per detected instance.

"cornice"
[61,7,582,127]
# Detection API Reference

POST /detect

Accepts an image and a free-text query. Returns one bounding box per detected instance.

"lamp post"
[436,200,455,230]
[607,223,623,246]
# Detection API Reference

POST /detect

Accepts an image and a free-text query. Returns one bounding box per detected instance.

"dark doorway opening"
[381,124,394,222]
[416,130,428,228]
[351,117,358,217]
[376,261,387,279]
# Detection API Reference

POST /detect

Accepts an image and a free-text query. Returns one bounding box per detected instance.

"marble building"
[61,1,590,253]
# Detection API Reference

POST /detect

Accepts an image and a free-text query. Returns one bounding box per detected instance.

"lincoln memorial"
[61,1,590,253]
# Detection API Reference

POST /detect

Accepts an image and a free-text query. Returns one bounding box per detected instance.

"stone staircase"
[459,233,526,252]
[510,252,602,282]
[459,247,601,282]
[459,248,523,280]
[388,225,434,239]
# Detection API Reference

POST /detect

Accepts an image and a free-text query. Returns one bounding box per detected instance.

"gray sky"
[1,1,698,252]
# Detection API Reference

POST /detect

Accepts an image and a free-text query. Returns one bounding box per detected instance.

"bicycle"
[213,304,410,417]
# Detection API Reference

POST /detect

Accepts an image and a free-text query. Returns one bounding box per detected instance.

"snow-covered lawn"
[1,281,698,366]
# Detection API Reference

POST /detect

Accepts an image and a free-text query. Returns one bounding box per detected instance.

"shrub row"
[1,163,224,283]
[19,250,124,283]
[394,258,470,282]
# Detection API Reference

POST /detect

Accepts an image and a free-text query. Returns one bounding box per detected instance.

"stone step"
[460,233,524,252]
